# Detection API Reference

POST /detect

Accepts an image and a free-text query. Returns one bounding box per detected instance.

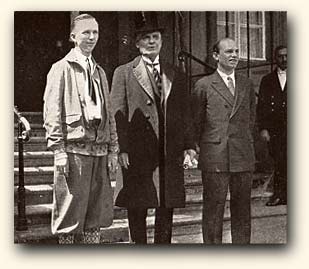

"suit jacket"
[111,55,194,208]
[192,71,256,172]
[257,70,287,136]
[43,49,118,153]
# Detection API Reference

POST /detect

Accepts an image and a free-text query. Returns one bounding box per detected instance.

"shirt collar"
[142,55,160,66]
[277,67,287,75]
[217,68,235,82]
[73,47,93,69]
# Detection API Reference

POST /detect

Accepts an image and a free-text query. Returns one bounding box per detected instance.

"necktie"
[227,76,235,96]
[150,63,162,96]
[86,58,97,104]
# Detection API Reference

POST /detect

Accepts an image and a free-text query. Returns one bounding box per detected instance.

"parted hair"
[69,13,97,42]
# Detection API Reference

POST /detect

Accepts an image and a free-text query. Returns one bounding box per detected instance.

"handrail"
[179,50,274,72]
[14,106,31,231]
[178,50,216,71]
[14,106,31,141]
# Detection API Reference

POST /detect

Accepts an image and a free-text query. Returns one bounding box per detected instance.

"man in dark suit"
[257,45,287,206]
[192,38,256,244]
[111,12,196,244]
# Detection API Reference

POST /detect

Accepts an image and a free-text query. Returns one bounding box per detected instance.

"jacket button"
[147,100,152,105]
[145,114,151,120]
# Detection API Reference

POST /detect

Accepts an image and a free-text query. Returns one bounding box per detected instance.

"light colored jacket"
[43,49,118,153]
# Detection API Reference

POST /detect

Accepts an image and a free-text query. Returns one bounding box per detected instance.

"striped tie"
[151,63,162,96]
[227,76,235,96]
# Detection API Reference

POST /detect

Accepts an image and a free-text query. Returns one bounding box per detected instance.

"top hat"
[134,12,164,37]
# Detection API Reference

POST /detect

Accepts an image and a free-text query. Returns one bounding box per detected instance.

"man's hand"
[108,153,119,173]
[119,153,130,169]
[260,129,270,142]
[183,149,198,169]
[184,149,197,161]
[54,151,69,177]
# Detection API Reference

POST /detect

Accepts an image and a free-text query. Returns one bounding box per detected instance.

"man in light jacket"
[43,13,119,244]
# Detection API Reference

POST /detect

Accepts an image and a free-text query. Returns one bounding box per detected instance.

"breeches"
[51,153,113,234]
[201,172,252,244]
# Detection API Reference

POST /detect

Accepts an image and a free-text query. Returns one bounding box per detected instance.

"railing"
[178,50,274,97]
[14,106,31,231]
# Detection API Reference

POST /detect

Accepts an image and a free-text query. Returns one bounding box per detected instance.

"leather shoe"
[266,197,287,206]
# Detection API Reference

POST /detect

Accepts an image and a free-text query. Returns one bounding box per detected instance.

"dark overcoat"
[111,56,194,208]
[192,71,256,172]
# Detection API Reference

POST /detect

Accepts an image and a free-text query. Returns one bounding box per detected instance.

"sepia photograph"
[13,10,287,245]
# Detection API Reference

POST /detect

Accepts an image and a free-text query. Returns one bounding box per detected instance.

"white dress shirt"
[217,69,236,93]
[73,48,102,120]
[142,55,161,74]
[277,67,287,91]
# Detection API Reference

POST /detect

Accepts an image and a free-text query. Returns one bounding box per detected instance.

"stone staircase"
[14,112,280,244]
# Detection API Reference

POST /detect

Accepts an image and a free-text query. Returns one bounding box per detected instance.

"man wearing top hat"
[111,12,196,244]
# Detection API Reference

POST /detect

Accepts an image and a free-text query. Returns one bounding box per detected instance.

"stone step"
[13,166,202,185]
[14,166,54,185]
[14,183,272,227]
[14,197,285,244]
[13,169,270,206]
[14,151,53,167]
[14,180,117,206]
[14,123,45,138]
[14,137,47,152]
[14,112,43,124]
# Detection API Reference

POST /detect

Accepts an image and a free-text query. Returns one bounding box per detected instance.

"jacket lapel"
[65,49,86,103]
[161,60,174,104]
[230,74,247,119]
[132,56,155,101]
[210,71,235,107]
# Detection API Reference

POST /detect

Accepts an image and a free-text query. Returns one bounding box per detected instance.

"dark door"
[14,12,71,111]
[14,11,120,112]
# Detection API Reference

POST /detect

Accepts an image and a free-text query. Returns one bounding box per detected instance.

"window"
[217,11,266,61]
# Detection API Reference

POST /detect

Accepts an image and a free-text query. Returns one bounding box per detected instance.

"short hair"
[212,37,235,54]
[70,13,97,33]
[274,45,287,57]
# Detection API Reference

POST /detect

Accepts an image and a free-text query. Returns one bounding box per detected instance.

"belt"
[89,119,101,129]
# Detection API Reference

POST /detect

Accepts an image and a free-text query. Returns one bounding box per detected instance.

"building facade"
[14,11,287,112]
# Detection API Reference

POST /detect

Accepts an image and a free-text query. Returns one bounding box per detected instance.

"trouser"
[127,207,173,244]
[270,134,287,201]
[202,172,253,244]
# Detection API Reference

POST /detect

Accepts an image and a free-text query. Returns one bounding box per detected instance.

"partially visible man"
[192,38,256,244]
[43,14,119,244]
[111,12,196,244]
[257,45,287,206]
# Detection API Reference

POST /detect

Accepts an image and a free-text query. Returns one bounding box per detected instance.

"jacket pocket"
[201,134,221,144]
[64,114,82,125]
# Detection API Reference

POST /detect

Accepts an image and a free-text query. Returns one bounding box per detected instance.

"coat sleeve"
[99,69,119,154]
[110,66,129,153]
[43,62,65,152]
[191,79,207,147]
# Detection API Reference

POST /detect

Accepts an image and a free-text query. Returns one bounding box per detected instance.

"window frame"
[216,11,266,61]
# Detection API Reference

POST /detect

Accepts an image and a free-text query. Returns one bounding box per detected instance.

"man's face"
[276,48,287,70]
[136,31,162,60]
[70,18,99,56]
[213,39,239,74]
